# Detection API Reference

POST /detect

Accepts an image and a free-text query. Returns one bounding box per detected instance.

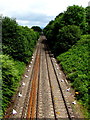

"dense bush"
[57,35,90,117]
[1,54,25,115]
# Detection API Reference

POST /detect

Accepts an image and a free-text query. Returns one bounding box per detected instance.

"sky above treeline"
[0,0,89,28]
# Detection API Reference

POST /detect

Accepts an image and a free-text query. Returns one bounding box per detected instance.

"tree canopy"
[31,26,42,32]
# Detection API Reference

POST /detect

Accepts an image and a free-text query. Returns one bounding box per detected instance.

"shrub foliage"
[57,35,90,117]
[1,55,25,112]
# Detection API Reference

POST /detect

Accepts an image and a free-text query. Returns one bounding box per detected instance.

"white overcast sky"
[0,0,89,28]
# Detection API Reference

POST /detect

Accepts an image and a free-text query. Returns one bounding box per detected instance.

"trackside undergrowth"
[57,35,90,117]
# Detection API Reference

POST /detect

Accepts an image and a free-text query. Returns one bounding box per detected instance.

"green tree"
[31,26,42,32]
[55,25,81,55]
[62,5,87,33]
[2,17,38,63]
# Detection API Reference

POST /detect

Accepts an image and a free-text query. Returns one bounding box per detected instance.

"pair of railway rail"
[4,35,76,119]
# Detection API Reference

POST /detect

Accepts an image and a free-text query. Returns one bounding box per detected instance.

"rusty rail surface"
[26,46,40,119]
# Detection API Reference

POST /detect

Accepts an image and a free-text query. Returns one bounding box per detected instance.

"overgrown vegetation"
[1,16,39,117]
[1,55,25,113]
[43,5,90,117]
[57,35,90,117]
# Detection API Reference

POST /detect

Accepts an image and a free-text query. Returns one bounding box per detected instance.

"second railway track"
[4,35,77,119]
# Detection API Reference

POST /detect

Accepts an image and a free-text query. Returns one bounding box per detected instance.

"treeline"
[1,16,39,117]
[43,5,90,117]
[43,5,90,55]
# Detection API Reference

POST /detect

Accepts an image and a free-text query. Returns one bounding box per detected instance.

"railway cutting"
[4,35,79,119]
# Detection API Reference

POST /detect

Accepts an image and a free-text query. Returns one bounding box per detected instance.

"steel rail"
[45,42,74,120]
[26,41,41,119]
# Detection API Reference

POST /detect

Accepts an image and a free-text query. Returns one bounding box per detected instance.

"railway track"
[4,35,76,119]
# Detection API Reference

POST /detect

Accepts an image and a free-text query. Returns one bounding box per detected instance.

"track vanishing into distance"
[4,35,78,119]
